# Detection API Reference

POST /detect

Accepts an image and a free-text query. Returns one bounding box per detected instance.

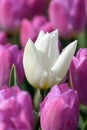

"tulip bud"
[70,48,87,105]
[40,83,79,130]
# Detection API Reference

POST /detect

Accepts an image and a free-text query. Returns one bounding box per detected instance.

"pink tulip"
[0,44,24,87]
[70,48,87,105]
[0,85,34,130]
[0,0,50,31]
[20,16,54,47]
[40,83,79,130]
[0,31,7,45]
[48,0,86,38]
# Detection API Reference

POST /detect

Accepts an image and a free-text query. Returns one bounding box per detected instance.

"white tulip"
[23,30,77,89]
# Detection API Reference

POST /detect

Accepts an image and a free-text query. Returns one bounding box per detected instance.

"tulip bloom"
[0,0,23,31]
[40,84,79,130]
[0,0,49,31]
[48,0,86,38]
[0,85,34,130]
[0,44,24,87]
[70,49,87,105]
[23,30,77,89]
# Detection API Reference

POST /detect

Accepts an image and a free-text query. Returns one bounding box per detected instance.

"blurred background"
[0,0,87,129]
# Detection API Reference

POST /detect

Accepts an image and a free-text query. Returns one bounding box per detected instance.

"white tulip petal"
[36,30,59,70]
[35,32,50,53]
[35,30,45,46]
[35,30,59,54]
[39,71,48,88]
[51,40,77,83]
[46,31,59,69]
[49,30,59,56]
[50,29,58,37]
[23,39,47,88]
[35,33,51,70]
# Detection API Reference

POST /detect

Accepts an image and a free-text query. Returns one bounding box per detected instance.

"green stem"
[34,89,47,130]
[34,117,40,130]
[34,111,40,130]
[40,89,45,102]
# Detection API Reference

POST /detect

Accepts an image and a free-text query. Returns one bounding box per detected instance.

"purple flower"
[0,85,34,130]
[0,0,24,31]
[0,44,24,87]
[85,0,87,23]
[0,31,7,45]
[20,16,54,47]
[70,48,87,105]
[0,0,49,31]
[48,0,86,38]
[24,0,50,18]
[40,83,79,130]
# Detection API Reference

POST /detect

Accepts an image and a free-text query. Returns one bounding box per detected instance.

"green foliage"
[82,120,87,130]
[9,64,18,87]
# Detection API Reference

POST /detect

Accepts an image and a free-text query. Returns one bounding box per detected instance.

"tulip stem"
[34,111,40,130]
[34,90,45,130]
[34,117,40,130]
[40,89,45,101]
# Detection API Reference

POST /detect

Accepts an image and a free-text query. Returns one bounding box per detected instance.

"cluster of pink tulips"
[0,0,86,130]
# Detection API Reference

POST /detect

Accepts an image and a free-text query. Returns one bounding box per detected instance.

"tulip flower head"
[23,30,77,89]
[70,48,87,105]
[48,0,86,38]
[40,84,79,130]
[0,85,34,130]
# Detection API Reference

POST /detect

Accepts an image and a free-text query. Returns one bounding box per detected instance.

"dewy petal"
[23,39,47,88]
[51,40,77,83]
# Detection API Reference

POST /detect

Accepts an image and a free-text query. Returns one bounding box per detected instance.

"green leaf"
[9,64,18,87]
[21,78,35,98]
[77,29,87,48]
[82,120,87,130]
[78,115,84,130]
